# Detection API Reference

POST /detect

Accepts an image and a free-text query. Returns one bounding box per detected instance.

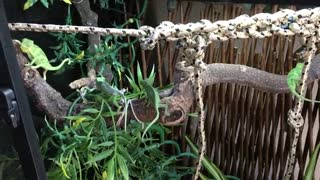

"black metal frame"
[1,0,320,179]
[0,0,47,179]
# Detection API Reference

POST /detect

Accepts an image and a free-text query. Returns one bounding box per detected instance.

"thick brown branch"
[72,0,112,87]
[13,41,78,122]
[15,35,320,126]
[203,57,320,93]
[159,57,320,125]
[73,0,99,46]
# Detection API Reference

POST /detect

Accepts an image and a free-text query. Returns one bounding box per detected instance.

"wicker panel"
[138,2,320,179]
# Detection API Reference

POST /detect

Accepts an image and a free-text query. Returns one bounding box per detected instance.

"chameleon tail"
[292,90,320,103]
[45,58,71,71]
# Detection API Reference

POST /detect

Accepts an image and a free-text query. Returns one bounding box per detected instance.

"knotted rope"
[285,36,318,179]
[8,8,320,48]
[177,35,208,179]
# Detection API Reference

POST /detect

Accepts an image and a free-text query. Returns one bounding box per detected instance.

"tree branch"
[13,41,81,122]
[14,37,320,125]
[72,0,113,88]
[159,57,320,125]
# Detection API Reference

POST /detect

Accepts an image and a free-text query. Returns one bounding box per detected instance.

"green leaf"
[107,158,115,180]
[225,175,241,180]
[117,145,134,164]
[185,136,226,180]
[95,141,114,148]
[200,172,209,180]
[40,0,49,8]
[65,115,93,121]
[147,65,156,85]
[117,155,129,180]
[304,143,320,180]
[102,171,108,180]
[137,63,143,88]
[82,108,100,114]
[23,0,38,10]
[86,150,114,164]
[62,0,72,4]
[125,74,140,93]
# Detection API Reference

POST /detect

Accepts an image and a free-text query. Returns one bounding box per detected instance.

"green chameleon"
[287,62,320,103]
[96,76,127,105]
[96,77,129,129]
[141,79,168,140]
[18,38,71,80]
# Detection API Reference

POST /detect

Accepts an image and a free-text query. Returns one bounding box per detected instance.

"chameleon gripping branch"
[9,7,320,179]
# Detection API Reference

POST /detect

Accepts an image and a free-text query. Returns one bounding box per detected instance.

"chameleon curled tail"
[17,38,72,80]
[287,62,320,103]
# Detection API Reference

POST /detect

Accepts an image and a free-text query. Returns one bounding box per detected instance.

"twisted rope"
[177,35,208,180]
[285,36,318,179]
[8,7,320,48]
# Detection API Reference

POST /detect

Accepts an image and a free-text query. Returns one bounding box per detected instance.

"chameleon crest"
[19,38,71,80]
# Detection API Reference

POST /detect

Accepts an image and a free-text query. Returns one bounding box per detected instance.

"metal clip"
[0,88,20,128]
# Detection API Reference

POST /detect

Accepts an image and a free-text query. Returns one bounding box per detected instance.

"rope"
[284,36,318,179]
[177,35,208,180]
[8,7,320,48]
[9,23,146,37]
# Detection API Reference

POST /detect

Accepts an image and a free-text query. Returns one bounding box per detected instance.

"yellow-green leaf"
[107,159,115,180]
[62,0,72,4]
[59,157,70,179]
[75,51,85,60]
[102,171,108,180]
[73,117,86,127]
[23,0,38,10]
[117,155,129,180]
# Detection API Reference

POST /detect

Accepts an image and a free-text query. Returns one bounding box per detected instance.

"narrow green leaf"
[125,74,140,93]
[107,158,115,180]
[304,143,320,180]
[225,175,241,180]
[86,150,113,164]
[117,155,129,180]
[102,171,108,180]
[40,0,49,8]
[82,108,100,114]
[185,136,226,180]
[161,140,181,154]
[117,145,134,164]
[147,65,156,85]
[62,0,72,4]
[65,115,93,121]
[59,156,71,179]
[200,172,209,180]
[95,141,114,148]
[23,0,38,10]
[137,63,143,88]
